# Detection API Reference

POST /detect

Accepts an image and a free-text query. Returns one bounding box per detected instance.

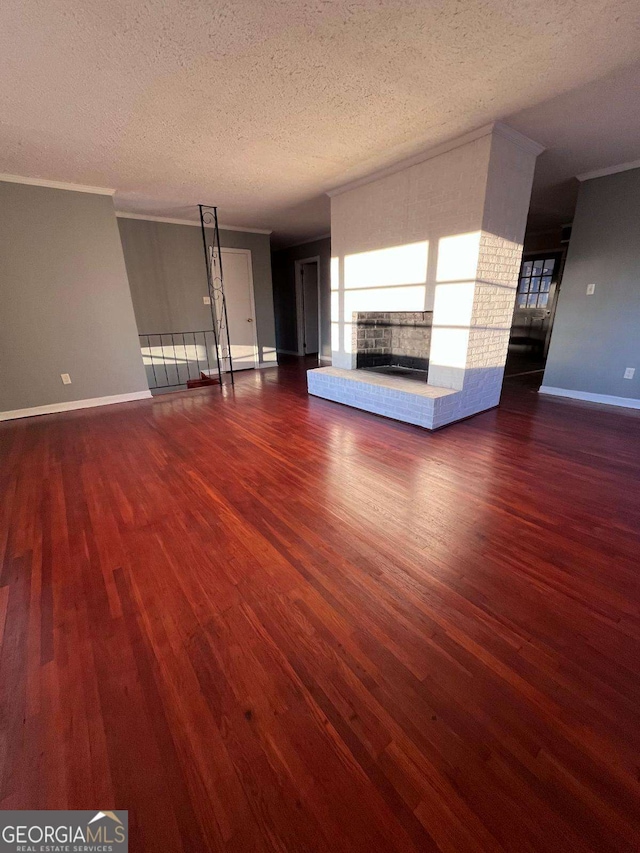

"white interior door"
[219,249,257,371]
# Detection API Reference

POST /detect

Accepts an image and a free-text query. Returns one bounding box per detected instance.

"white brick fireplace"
[307,122,543,429]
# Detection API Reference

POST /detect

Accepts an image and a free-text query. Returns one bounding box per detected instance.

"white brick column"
[428,129,541,422]
[312,123,543,429]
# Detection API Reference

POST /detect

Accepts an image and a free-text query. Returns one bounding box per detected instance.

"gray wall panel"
[543,169,640,400]
[0,182,148,413]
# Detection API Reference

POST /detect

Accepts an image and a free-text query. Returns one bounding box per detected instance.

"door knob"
[247,318,253,322]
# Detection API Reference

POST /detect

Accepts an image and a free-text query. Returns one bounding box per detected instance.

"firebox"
[354,311,433,373]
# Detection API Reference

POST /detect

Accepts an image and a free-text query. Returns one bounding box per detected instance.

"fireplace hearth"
[354,311,433,374]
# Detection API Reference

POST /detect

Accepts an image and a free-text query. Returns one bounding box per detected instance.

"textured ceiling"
[1,0,639,246]
[508,60,640,235]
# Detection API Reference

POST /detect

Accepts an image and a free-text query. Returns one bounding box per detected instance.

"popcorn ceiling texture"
[1,0,639,243]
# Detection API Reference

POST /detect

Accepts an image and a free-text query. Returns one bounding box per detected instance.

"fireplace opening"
[354,312,433,380]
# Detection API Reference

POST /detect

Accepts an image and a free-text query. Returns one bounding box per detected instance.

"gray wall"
[0,182,148,413]
[271,237,331,359]
[117,217,276,363]
[543,169,640,400]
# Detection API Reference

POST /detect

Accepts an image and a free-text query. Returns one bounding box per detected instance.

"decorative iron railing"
[139,330,219,390]
[199,204,234,386]
[139,205,234,392]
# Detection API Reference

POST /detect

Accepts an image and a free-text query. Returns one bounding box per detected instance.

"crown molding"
[492,121,545,157]
[115,211,271,234]
[326,125,494,198]
[220,223,272,235]
[326,122,544,198]
[576,159,640,182]
[0,173,115,195]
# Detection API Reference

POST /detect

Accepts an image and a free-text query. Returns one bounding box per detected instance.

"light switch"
[586,283,596,295]
[203,296,211,305]
[61,373,72,385]
[624,367,635,380]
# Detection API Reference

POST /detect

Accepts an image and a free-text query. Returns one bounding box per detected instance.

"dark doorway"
[505,251,564,384]
[296,258,320,356]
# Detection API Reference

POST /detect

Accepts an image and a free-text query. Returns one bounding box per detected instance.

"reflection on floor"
[1,359,639,852]
[504,344,546,381]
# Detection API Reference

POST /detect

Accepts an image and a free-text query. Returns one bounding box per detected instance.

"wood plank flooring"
[1,361,639,852]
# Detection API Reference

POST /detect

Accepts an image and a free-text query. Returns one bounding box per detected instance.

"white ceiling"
[1,0,639,247]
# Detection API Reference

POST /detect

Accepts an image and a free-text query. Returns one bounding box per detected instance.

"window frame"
[515,255,560,310]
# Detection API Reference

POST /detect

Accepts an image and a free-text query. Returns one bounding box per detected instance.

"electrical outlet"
[586,283,596,295]
[623,367,635,380]
[60,373,72,385]
[203,295,211,305]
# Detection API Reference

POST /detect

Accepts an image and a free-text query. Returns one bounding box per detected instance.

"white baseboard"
[257,361,278,369]
[0,390,152,422]
[539,385,640,410]
[318,355,332,365]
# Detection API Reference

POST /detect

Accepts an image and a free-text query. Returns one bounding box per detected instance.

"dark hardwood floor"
[1,361,639,852]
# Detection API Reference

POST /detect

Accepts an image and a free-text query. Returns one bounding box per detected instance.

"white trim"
[492,122,546,157]
[326,125,493,198]
[115,211,272,234]
[0,390,152,422]
[576,159,640,182]
[326,122,544,197]
[0,173,115,196]
[539,386,640,410]
[257,361,278,369]
[218,222,273,236]
[217,223,272,236]
[295,256,322,357]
